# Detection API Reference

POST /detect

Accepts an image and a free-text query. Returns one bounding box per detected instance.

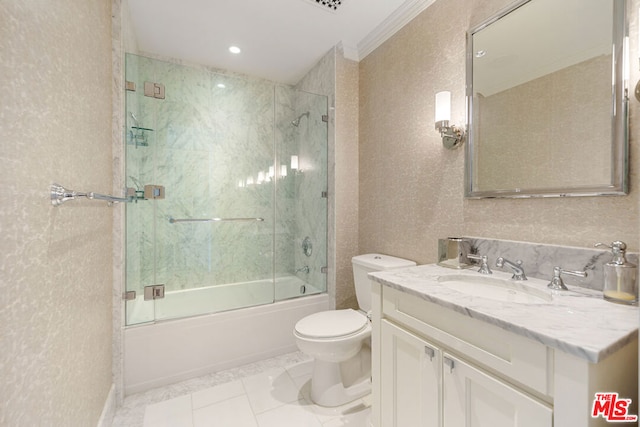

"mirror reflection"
[466,0,628,198]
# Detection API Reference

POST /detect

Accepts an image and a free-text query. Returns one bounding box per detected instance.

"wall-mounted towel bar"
[169,217,265,224]
[50,183,132,207]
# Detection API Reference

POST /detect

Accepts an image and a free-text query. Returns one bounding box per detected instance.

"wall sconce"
[435,91,465,149]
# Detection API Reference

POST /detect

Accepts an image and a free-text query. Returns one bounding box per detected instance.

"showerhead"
[291,111,310,127]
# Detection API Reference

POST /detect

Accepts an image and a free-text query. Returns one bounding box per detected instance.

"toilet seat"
[295,309,368,339]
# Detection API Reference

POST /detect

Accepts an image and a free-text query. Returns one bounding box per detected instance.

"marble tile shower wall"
[467,237,639,290]
[124,54,308,295]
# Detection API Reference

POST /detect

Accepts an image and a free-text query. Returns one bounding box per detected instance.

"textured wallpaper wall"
[1,0,114,425]
[335,52,360,309]
[359,0,639,265]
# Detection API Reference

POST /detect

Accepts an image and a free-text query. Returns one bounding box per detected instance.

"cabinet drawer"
[382,287,552,398]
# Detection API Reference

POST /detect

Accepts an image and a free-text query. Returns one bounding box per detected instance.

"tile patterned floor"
[112,351,371,427]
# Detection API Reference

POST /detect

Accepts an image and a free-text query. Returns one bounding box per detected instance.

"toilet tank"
[351,254,416,312]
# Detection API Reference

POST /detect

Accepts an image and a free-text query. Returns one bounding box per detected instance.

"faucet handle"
[548,266,587,290]
[467,254,492,274]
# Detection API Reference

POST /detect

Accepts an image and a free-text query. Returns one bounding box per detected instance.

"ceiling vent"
[314,0,342,10]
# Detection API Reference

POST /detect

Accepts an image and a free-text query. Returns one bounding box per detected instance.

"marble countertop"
[370,264,639,363]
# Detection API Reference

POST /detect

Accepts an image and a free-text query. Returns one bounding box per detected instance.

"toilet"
[294,253,416,407]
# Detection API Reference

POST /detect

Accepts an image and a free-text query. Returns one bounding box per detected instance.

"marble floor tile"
[193,395,258,427]
[191,379,245,410]
[285,359,314,378]
[112,351,371,427]
[254,399,323,427]
[321,407,372,427]
[309,396,371,424]
[242,368,301,414]
[143,395,193,427]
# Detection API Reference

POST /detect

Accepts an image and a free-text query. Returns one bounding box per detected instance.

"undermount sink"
[437,274,552,304]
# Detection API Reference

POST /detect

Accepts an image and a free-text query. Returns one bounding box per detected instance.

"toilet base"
[309,344,371,407]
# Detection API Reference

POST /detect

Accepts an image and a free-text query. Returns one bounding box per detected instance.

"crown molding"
[357,0,437,60]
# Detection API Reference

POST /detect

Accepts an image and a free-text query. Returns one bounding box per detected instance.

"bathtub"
[123,276,330,394]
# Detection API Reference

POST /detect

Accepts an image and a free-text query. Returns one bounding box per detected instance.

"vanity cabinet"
[380,319,552,427]
[371,283,638,427]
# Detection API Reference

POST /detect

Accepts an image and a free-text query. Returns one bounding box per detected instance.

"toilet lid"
[295,309,368,339]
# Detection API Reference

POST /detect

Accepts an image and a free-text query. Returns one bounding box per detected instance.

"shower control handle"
[302,237,313,257]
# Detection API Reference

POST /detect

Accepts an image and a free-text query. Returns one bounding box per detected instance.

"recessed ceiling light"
[229,46,241,54]
[217,83,226,89]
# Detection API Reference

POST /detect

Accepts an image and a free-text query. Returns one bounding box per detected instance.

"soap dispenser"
[595,241,637,305]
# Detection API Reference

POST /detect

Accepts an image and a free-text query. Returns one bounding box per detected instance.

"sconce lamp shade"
[435,91,451,123]
[434,90,464,149]
[290,155,299,170]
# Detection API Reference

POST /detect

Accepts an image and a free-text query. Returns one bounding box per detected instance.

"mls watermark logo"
[592,392,638,422]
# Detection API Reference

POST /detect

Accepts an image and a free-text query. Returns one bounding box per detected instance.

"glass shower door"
[124,54,276,325]
[274,89,328,301]
[124,54,329,326]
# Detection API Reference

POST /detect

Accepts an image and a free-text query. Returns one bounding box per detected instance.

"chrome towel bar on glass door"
[169,217,265,224]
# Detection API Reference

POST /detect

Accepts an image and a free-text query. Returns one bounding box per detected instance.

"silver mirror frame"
[464,0,629,199]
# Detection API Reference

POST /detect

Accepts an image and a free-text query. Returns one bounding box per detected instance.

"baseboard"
[97,384,116,427]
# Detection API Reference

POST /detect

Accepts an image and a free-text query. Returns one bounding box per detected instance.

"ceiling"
[126,0,435,84]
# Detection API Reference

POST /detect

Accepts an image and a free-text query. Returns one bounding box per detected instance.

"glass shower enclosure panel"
[275,88,328,300]
[124,54,328,326]
[125,54,275,325]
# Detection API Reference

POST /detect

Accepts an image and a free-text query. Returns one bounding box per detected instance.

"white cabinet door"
[443,353,552,427]
[380,320,441,427]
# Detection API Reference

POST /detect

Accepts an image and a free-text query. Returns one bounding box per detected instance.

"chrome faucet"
[496,257,527,280]
[296,266,310,274]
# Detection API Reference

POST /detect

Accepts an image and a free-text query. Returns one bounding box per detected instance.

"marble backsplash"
[463,237,639,291]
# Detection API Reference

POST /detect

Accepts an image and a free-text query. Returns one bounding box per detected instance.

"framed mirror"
[465,0,629,198]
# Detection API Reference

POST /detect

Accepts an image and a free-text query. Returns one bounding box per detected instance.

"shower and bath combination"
[124,54,329,328]
[122,52,330,395]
